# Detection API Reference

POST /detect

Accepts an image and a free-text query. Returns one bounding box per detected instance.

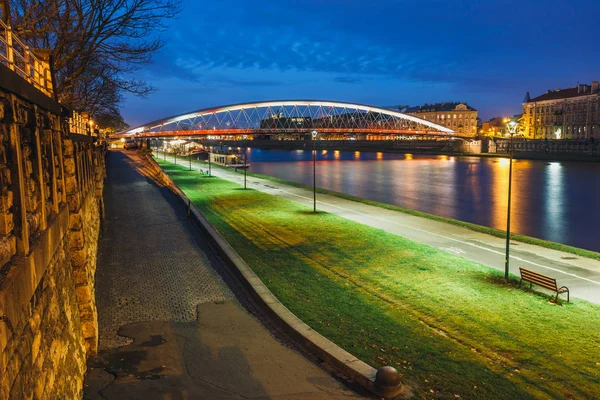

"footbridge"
[116,100,457,140]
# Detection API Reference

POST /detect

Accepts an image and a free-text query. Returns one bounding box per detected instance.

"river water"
[245,148,600,252]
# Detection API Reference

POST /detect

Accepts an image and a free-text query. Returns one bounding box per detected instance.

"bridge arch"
[120,100,455,137]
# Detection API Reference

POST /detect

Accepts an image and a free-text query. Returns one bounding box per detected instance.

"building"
[522,81,600,139]
[404,102,478,136]
[481,117,510,137]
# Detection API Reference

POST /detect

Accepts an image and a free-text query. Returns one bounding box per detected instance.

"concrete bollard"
[374,366,402,398]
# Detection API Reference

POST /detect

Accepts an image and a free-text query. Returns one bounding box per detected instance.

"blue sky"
[121,0,600,127]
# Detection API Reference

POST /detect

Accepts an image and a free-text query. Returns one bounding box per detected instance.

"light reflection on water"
[245,148,600,252]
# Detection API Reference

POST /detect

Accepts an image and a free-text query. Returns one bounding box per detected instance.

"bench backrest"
[519,268,558,291]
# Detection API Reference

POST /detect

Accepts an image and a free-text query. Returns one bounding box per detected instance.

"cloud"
[139,0,462,86]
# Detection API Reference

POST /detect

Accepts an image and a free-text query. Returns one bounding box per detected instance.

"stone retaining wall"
[0,86,105,399]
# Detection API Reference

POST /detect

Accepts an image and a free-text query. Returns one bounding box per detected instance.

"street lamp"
[504,119,519,281]
[312,130,318,212]
[208,147,212,177]
[244,147,248,189]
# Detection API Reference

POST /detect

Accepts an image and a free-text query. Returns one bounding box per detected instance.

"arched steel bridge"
[116,100,456,139]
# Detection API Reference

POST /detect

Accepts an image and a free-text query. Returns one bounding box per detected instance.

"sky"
[120,0,600,128]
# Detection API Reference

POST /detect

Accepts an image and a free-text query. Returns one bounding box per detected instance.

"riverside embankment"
[154,154,600,400]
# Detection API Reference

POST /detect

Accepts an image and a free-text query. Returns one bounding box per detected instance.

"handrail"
[0,18,53,97]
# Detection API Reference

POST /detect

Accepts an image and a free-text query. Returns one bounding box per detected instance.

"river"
[244,148,600,252]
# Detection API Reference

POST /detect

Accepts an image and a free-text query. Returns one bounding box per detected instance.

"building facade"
[522,81,600,139]
[481,117,509,137]
[404,102,478,136]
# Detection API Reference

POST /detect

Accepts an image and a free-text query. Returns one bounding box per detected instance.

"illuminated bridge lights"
[115,101,457,139]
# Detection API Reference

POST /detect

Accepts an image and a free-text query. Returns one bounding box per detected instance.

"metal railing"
[0,19,53,97]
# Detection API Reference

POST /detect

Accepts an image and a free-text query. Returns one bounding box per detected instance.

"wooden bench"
[519,268,569,302]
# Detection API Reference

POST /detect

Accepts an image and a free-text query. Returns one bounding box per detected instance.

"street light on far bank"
[503,119,519,281]
[312,130,318,213]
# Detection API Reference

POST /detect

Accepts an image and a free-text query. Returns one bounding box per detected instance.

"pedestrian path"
[85,151,366,399]
[178,154,600,305]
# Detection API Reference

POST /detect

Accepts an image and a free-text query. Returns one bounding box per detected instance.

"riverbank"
[229,167,600,261]
[200,139,600,162]
[156,157,600,399]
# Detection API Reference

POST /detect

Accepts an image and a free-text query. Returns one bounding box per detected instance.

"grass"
[224,167,599,261]
[157,158,600,399]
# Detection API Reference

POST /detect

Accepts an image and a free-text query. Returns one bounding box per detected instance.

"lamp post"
[504,120,519,281]
[188,137,193,170]
[244,147,247,189]
[311,130,318,212]
[208,148,212,176]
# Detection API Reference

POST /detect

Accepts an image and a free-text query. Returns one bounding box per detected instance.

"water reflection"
[544,163,565,243]
[247,149,600,251]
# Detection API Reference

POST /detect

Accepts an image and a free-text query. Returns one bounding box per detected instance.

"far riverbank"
[198,138,600,162]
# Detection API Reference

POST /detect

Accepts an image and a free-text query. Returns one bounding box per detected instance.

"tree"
[9,0,181,129]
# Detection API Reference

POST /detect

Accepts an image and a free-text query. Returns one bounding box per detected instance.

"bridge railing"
[0,19,53,97]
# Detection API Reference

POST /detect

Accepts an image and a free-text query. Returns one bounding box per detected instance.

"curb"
[143,154,404,399]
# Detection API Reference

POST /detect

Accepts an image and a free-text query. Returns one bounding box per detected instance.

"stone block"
[0,211,13,235]
[0,190,14,212]
[75,285,93,305]
[70,247,87,268]
[63,157,75,175]
[62,139,74,156]
[26,212,39,234]
[85,337,98,356]
[71,266,88,285]
[65,175,78,194]
[69,229,85,249]
[81,320,97,340]
[67,193,81,213]
[26,194,38,214]
[25,160,33,176]
[68,211,83,231]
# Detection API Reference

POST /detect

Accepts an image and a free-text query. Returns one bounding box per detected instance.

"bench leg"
[556,289,570,303]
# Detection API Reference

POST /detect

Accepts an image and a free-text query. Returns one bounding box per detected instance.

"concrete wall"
[0,86,105,399]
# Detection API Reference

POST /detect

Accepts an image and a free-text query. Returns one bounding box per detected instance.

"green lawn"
[230,167,600,261]
[157,158,600,399]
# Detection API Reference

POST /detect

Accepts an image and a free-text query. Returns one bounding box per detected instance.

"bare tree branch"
[10,0,182,129]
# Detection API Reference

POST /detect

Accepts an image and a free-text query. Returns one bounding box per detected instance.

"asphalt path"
[169,153,600,305]
[86,151,368,399]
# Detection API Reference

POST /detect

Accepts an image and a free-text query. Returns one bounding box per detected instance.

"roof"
[528,86,596,102]
[405,102,477,113]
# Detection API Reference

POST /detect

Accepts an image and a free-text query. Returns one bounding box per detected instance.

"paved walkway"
[85,151,367,399]
[177,154,600,304]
